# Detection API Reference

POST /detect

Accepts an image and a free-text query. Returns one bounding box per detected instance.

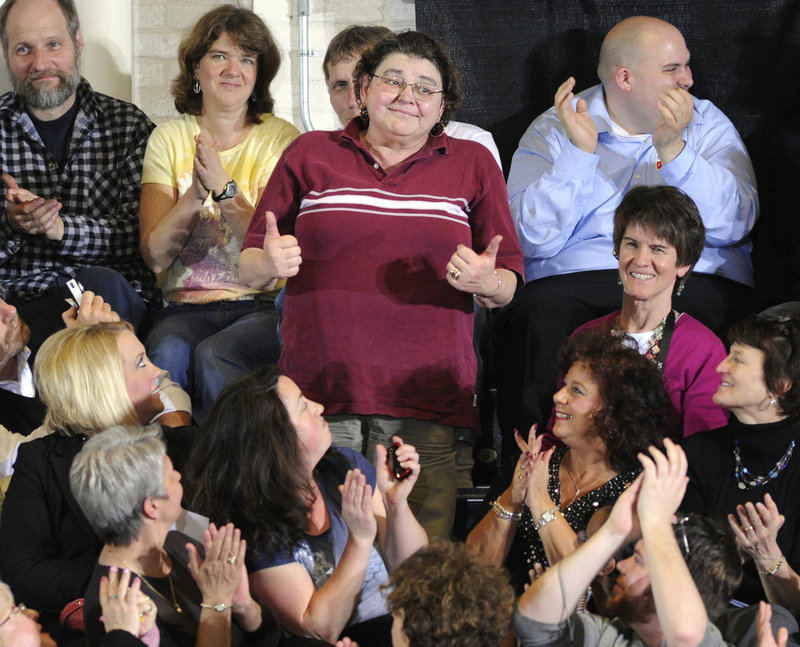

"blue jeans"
[64,266,147,332]
[145,296,280,422]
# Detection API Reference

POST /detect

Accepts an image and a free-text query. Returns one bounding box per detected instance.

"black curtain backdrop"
[416,0,800,305]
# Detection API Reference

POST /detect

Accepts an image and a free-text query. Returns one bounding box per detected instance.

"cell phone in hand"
[66,279,84,307]
[386,442,412,480]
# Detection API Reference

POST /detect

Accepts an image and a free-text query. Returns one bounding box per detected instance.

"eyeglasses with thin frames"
[0,604,26,629]
[370,74,443,102]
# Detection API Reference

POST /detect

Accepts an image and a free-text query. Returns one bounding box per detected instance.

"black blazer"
[0,433,99,617]
[0,425,195,621]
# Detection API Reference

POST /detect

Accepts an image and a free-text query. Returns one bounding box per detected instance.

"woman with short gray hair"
[71,425,280,647]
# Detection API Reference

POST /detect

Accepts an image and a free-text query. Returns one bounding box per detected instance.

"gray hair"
[69,424,166,546]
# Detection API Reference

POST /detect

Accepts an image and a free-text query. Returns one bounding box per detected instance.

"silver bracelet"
[200,601,233,612]
[533,506,561,531]
[491,498,522,522]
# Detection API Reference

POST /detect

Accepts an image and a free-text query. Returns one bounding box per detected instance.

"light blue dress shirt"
[507,84,758,286]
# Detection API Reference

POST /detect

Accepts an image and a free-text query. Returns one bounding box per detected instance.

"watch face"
[215,181,237,201]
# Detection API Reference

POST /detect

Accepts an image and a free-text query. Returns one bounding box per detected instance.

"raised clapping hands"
[554,77,597,154]
[728,493,785,573]
[2,173,64,240]
[375,437,420,506]
[652,86,693,164]
[510,425,538,507]
[261,210,302,281]
[61,290,121,327]
[340,469,378,547]
[521,428,557,518]
[99,565,157,640]
[445,234,502,295]
[187,522,247,611]
[636,438,689,527]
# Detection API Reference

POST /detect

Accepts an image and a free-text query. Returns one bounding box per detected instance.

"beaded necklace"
[733,439,796,490]
[611,310,675,370]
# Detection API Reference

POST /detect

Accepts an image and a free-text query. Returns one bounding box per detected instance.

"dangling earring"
[429,121,445,137]
[676,276,686,297]
[249,92,256,103]
[193,79,201,94]
[359,103,369,122]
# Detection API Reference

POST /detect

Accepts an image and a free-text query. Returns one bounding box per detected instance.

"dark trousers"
[492,270,755,459]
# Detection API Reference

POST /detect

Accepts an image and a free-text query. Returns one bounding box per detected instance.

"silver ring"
[226,556,237,565]
[743,526,754,532]
[448,267,460,280]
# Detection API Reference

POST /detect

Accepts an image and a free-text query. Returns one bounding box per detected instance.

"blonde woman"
[0,323,193,642]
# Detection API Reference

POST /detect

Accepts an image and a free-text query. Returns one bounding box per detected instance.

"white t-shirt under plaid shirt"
[0,78,157,303]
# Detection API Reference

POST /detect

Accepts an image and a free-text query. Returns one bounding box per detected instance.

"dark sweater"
[682,415,800,603]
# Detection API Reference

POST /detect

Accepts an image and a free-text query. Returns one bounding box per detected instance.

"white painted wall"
[0,0,415,129]
[0,0,133,99]
[257,0,416,131]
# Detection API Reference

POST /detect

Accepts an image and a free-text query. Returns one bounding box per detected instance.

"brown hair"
[559,329,673,472]
[385,540,514,647]
[354,30,462,126]
[0,0,81,55]
[172,5,280,124]
[727,313,800,417]
[323,25,392,81]
[613,185,705,268]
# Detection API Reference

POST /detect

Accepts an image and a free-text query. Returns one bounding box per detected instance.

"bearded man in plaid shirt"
[0,0,156,332]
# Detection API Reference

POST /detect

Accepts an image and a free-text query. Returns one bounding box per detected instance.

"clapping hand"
[99,565,157,639]
[3,173,64,240]
[340,469,377,547]
[554,77,597,154]
[187,522,246,610]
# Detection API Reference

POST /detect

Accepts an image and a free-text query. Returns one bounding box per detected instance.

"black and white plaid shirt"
[0,79,158,303]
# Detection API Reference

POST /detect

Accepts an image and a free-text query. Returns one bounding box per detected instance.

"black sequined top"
[519,446,641,569]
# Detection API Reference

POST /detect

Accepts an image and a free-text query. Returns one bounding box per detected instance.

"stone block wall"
[133,0,416,129]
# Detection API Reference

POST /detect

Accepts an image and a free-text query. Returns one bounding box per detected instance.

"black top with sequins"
[519,446,641,570]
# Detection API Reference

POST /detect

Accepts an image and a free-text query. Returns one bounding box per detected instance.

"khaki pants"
[326,414,473,539]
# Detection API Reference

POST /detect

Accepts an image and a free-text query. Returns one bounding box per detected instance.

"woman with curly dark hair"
[467,330,672,592]
[187,366,426,646]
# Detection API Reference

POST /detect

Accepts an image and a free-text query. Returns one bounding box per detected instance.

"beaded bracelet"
[491,498,522,522]
[758,555,785,576]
